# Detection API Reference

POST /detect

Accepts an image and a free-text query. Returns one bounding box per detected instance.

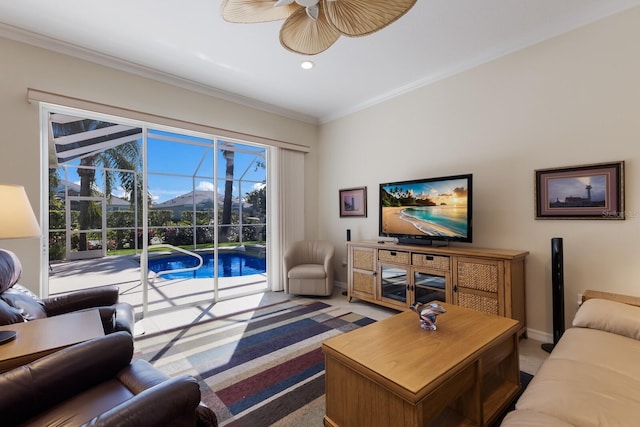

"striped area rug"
[133,298,376,426]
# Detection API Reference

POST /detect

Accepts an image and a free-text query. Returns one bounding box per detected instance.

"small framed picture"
[339,187,367,217]
[535,161,624,219]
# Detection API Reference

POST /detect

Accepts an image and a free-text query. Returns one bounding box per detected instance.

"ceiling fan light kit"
[221,0,417,55]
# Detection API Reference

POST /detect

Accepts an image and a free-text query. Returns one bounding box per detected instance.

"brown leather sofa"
[0,331,218,426]
[0,284,135,334]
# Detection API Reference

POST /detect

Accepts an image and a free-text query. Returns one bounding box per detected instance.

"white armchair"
[283,240,335,296]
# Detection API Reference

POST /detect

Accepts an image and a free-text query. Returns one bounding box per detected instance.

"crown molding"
[319,2,640,124]
[0,23,319,126]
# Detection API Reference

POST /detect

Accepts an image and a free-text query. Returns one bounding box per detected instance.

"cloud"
[197,181,214,191]
[114,186,127,198]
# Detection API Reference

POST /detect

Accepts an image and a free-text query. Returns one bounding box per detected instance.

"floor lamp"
[0,184,41,344]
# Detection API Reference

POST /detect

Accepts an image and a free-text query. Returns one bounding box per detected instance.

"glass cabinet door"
[414,270,447,304]
[380,264,408,304]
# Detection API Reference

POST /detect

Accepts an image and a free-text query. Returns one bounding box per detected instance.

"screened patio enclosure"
[46,110,269,316]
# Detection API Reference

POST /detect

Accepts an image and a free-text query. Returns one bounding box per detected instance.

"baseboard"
[525,327,552,343]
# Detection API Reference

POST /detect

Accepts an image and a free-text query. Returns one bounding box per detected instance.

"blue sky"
[61,129,266,204]
[382,177,469,206]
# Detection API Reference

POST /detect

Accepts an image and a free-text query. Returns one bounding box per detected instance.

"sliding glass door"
[45,107,269,316]
[214,140,268,300]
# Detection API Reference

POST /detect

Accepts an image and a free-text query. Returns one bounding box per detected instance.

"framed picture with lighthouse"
[535,161,625,220]
[339,187,367,217]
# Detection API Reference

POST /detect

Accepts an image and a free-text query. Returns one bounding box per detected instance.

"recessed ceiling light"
[300,60,314,70]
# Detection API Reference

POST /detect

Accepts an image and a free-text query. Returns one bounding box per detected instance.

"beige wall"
[318,8,640,340]
[0,37,318,292]
[2,7,639,340]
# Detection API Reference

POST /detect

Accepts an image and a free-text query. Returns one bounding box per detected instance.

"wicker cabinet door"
[353,247,375,271]
[453,257,504,316]
[352,271,375,297]
[348,246,376,302]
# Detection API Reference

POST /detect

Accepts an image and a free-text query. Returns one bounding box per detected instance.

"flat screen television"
[379,174,472,245]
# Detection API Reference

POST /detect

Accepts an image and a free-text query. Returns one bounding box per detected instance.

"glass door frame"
[41,104,271,316]
[140,126,219,316]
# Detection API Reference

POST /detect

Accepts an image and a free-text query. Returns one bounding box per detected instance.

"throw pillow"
[573,298,640,340]
[0,249,22,293]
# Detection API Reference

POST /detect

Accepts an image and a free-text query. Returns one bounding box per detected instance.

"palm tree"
[220,148,235,242]
[51,117,141,251]
[75,142,140,250]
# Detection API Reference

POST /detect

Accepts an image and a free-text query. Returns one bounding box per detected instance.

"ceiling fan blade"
[324,0,417,37]
[221,0,299,23]
[306,4,319,20]
[279,4,340,55]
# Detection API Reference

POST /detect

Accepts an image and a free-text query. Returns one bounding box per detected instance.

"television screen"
[379,174,472,245]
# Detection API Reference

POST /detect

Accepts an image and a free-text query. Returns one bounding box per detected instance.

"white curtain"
[269,148,305,291]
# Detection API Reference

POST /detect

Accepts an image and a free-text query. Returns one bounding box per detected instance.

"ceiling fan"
[220,0,417,55]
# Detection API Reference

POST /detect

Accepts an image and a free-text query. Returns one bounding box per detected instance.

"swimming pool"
[148,252,266,279]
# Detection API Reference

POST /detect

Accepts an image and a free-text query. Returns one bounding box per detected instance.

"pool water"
[148,252,266,279]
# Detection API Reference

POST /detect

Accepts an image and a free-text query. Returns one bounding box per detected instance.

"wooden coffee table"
[0,310,104,373]
[322,303,521,427]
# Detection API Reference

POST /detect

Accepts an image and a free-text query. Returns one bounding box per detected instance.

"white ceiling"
[1,0,639,124]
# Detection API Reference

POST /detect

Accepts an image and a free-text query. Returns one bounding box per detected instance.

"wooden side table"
[0,310,105,372]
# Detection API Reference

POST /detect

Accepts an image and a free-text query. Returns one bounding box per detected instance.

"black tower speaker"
[542,237,565,353]
[342,229,352,296]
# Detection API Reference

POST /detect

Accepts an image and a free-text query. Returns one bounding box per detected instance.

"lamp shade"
[0,184,41,239]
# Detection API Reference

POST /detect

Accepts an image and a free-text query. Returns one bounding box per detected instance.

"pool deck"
[48,253,269,322]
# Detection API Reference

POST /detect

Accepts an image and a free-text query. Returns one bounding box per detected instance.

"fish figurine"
[411,302,446,330]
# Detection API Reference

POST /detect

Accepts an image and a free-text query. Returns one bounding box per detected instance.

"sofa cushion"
[573,298,640,340]
[514,327,640,426]
[0,286,47,320]
[22,379,134,426]
[0,299,24,324]
[501,408,574,426]
[287,264,327,280]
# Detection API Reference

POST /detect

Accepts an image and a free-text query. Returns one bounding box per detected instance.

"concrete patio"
[48,254,268,319]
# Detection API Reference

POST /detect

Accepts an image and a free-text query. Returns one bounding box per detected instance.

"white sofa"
[502,290,640,426]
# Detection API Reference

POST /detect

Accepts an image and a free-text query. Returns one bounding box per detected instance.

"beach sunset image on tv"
[380,176,470,239]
